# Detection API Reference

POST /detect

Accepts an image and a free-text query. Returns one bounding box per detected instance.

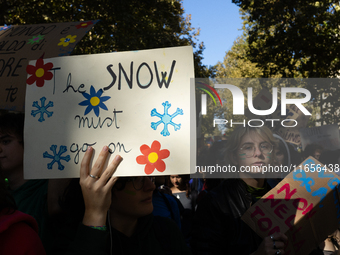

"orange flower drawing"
[136,140,170,175]
[75,21,93,29]
[26,58,53,87]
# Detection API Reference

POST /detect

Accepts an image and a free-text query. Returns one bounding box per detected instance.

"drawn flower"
[79,86,110,117]
[136,140,170,175]
[75,21,93,29]
[58,35,77,47]
[26,58,53,87]
[28,34,44,44]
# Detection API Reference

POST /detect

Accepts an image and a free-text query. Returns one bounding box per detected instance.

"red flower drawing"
[26,59,53,87]
[136,140,170,175]
[75,21,93,29]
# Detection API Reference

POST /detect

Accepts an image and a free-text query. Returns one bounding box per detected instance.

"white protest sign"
[299,124,340,150]
[0,21,98,112]
[24,46,195,179]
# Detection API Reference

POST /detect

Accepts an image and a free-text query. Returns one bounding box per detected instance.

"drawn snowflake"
[151,101,183,137]
[43,145,71,170]
[31,97,54,122]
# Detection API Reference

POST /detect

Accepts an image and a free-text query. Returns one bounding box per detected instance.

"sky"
[182,0,244,67]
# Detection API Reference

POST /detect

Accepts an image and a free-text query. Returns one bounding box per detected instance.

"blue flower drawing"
[79,86,110,117]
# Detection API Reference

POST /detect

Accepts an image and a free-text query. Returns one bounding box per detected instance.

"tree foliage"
[215,36,264,78]
[1,0,213,78]
[233,0,340,78]
[231,0,340,126]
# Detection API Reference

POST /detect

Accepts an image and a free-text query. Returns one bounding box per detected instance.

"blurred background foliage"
[0,0,215,78]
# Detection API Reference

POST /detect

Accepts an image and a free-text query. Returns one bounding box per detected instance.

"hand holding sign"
[253,233,288,255]
[242,157,340,255]
[80,146,122,227]
[24,46,195,179]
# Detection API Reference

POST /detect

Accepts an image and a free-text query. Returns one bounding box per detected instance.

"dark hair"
[0,112,25,144]
[169,175,191,198]
[274,134,290,166]
[303,143,323,159]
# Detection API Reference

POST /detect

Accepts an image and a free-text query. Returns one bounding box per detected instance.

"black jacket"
[52,214,191,255]
[190,179,263,255]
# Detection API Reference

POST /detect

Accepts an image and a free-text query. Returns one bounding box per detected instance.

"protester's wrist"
[82,210,107,227]
[83,224,107,231]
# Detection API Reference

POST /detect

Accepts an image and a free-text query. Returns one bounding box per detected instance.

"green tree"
[215,36,263,78]
[232,0,340,78]
[1,0,213,78]
[232,0,340,126]
[213,37,276,135]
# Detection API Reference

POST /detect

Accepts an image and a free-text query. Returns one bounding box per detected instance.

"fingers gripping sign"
[80,146,123,227]
[253,233,288,255]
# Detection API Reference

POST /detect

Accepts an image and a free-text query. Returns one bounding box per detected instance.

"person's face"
[314,151,321,160]
[111,176,155,219]
[170,175,181,188]
[274,149,285,166]
[232,131,272,173]
[0,133,24,174]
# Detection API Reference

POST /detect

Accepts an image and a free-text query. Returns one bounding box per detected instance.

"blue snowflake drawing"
[43,145,71,170]
[31,97,54,122]
[151,101,183,137]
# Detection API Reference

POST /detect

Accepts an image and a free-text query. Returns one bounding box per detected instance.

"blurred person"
[266,134,292,188]
[169,175,193,210]
[59,146,190,255]
[191,126,288,255]
[152,176,182,229]
[0,171,46,255]
[169,174,195,246]
[273,134,291,167]
[0,112,70,252]
[303,143,323,160]
[195,140,227,204]
[319,149,340,175]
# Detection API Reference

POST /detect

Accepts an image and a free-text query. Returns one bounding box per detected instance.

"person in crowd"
[317,228,340,255]
[191,126,288,255]
[266,134,293,188]
[61,146,191,255]
[169,175,193,210]
[273,134,291,167]
[0,112,70,253]
[316,150,340,255]
[0,171,46,255]
[168,174,196,246]
[195,140,226,204]
[303,143,323,160]
[152,176,182,229]
[319,149,340,175]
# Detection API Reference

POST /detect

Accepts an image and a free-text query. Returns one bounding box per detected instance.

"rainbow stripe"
[197,82,223,106]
